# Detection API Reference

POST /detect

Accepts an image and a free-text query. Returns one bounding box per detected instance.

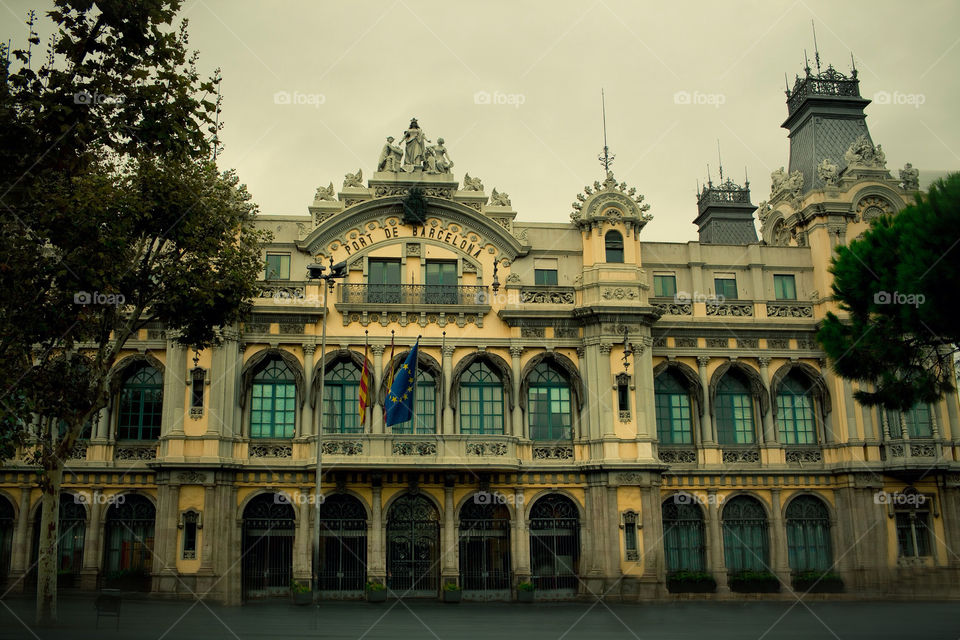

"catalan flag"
[385,338,419,427]
[359,340,370,424]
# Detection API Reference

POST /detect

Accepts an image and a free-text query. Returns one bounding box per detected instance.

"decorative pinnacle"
[598,89,615,172]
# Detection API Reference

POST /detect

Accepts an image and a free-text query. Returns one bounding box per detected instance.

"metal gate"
[459,500,511,592]
[0,497,13,589]
[386,493,439,595]
[31,494,87,589]
[242,494,295,600]
[529,494,580,593]
[103,494,154,591]
[318,494,367,593]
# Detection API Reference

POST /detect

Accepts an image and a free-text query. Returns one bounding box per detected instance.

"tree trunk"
[35,465,62,626]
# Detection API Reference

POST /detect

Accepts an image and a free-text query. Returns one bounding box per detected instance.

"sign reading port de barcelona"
[335,220,488,259]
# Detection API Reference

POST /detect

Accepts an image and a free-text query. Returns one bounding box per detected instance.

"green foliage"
[817,173,960,410]
[365,579,386,592]
[667,571,716,584]
[516,581,535,592]
[443,582,461,591]
[290,580,311,594]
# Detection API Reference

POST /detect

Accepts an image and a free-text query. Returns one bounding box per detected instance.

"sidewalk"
[0,595,956,640]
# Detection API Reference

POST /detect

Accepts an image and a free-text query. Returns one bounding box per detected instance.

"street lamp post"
[306,259,346,603]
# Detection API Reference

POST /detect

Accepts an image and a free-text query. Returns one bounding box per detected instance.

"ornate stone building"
[1,58,957,604]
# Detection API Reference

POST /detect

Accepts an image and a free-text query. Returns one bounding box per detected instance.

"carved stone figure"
[399,118,430,170]
[770,167,786,194]
[424,137,453,174]
[756,200,772,223]
[377,136,403,172]
[816,158,839,186]
[785,170,804,196]
[314,182,335,201]
[843,134,886,168]
[489,188,511,207]
[343,168,363,189]
[462,173,484,191]
[899,162,920,191]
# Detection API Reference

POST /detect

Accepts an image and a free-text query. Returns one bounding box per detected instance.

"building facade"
[1,59,958,604]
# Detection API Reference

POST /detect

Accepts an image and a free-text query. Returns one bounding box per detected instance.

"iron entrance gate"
[386,494,439,595]
[529,494,580,593]
[318,494,367,593]
[459,500,511,592]
[30,495,86,589]
[242,494,295,600]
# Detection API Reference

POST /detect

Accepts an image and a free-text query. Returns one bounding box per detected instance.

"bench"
[94,591,121,630]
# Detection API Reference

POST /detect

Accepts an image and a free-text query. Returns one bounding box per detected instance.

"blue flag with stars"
[385,338,419,427]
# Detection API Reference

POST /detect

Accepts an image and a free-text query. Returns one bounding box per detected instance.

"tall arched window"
[460,362,504,435]
[722,496,769,572]
[527,363,572,441]
[251,359,296,439]
[887,403,933,439]
[323,361,363,434]
[117,365,162,440]
[392,370,437,435]
[662,498,705,573]
[716,373,755,445]
[785,495,832,572]
[604,230,624,263]
[655,371,693,444]
[776,374,817,444]
[103,495,155,591]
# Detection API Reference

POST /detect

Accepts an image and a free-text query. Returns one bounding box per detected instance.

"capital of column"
[371,344,386,356]
[576,346,585,358]
[599,343,613,356]
[696,355,710,368]
[509,346,524,358]
[758,356,772,369]
[441,345,456,358]
[302,344,316,356]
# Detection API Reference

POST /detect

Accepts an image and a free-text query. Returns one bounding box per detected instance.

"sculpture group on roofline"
[378,118,454,175]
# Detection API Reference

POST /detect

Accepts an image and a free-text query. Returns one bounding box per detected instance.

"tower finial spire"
[717,139,724,182]
[598,88,615,173]
[811,20,821,74]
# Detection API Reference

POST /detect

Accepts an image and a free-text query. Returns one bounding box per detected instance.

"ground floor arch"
[29,494,86,589]
[529,493,580,594]
[103,494,155,591]
[318,493,367,594]
[386,493,439,595]
[241,493,295,600]
[458,499,511,594]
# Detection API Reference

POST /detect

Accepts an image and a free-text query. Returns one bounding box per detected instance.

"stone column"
[233,342,246,439]
[371,345,386,435]
[301,345,315,438]
[441,345,455,435]
[583,482,605,594]
[696,357,715,445]
[200,484,216,573]
[95,407,111,441]
[639,479,663,580]
[706,489,728,591]
[210,328,241,441]
[513,488,529,581]
[10,488,31,581]
[162,340,188,437]
[606,485,622,580]
[634,338,656,439]
[509,346,525,438]
[758,357,776,444]
[295,498,311,581]
[597,344,615,437]
[80,487,103,589]
[368,482,385,581]
[442,484,458,583]
[769,489,791,585]
[153,482,181,594]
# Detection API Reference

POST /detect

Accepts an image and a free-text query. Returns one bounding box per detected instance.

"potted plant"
[666,571,716,593]
[728,570,780,593]
[442,582,462,603]
[365,579,387,603]
[290,579,312,605]
[516,581,535,603]
[792,571,844,593]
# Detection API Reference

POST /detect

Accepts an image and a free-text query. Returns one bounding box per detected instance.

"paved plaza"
[0,597,957,640]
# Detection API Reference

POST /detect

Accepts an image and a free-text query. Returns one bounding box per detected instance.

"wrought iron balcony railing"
[339,284,490,306]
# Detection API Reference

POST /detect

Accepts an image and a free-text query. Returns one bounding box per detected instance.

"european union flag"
[385,338,419,427]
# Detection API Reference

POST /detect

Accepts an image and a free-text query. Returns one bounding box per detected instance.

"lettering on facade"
[339,222,485,258]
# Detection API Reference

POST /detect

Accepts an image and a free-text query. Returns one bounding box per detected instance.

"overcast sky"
[6,1,959,241]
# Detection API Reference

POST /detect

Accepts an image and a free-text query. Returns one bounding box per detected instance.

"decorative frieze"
[521,326,545,338]
[888,443,906,458]
[618,410,631,423]
[68,443,88,460]
[721,448,760,464]
[658,448,697,464]
[766,303,813,318]
[652,302,692,316]
[321,441,363,456]
[519,288,575,304]
[249,444,292,458]
[392,441,438,456]
[737,338,759,349]
[785,448,823,464]
[766,338,789,350]
[177,471,208,484]
[532,446,574,460]
[554,326,580,339]
[602,287,639,301]
[258,284,306,301]
[706,303,754,317]
[115,445,158,461]
[706,338,729,349]
[675,337,699,348]
[910,443,936,458]
[278,323,305,335]
[466,442,508,456]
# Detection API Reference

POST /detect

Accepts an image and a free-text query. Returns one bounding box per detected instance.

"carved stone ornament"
[177,470,207,484]
[756,200,772,224]
[816,158,839,187]
[249,444,292,458]
[721,448,760,464]
[462,173,484,191]
[771,167,804,199]
[766,303,814,318]
[314,182,336,201]
[466,442,508,456]
[392,441,438,456]
[855,195,894,223]
[520,289,575,304]
[602,287,638,301]
[115,445,158,461]
[321,441,363,456]
[652,302,692,316]
[532,446,574,460]
[570,171,652,226]
[343,168,364,189]
[899,163,920,191]
[658,448,697,464]
[843,135,886,169]
[489,188,512,207]
[785,448,823,464]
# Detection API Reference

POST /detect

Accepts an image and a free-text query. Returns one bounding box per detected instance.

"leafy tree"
[818,173,960,410]
[0,1,266,624]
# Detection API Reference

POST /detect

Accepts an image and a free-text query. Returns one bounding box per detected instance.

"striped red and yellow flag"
[359,341,370,424]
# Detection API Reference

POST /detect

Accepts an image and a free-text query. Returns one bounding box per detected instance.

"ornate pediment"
[570,171,652,231]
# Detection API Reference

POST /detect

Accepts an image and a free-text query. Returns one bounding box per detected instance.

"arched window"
[103,495,155,591]
[323,361,362,434]
[655,371,693,444]
[318,494,367,592]
[392,370,436,435]
[785,495,832,572]
[716,372,755,445]
[722,496,769,572]
[117,365,162,440]
[527,363,572,441]
[460,362,504,435]
[887,403,933,439]
[776,374,817,444]
[242,493,295,598]
[604,230,624,263]
[251,359,296,439]
[0,497,15,584]
[529,494,580,592]
[662,497,705,573]
[459,500,511,592]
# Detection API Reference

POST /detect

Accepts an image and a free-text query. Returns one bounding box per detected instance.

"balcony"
[336,284,491,328]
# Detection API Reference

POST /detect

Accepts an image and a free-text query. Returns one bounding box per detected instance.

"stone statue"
[462,173,484,191]
[314,182,335,201]
[377,136,403,172]
[490,188,511,207]
[843,135,886,168]
[756,200,772,223]
[343,168,363,188]
[399,118,430,170]
[899,162,920,191]
[770,167,786,194]
[816,158,839,187]
[785,170,804,195]
[874,144,886,167]
[424,137,454,174]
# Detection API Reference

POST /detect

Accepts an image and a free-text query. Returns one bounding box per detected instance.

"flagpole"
[412,336,421,434]
[439,331,445,436]
[360,330,369,427]
[385,330,395,429]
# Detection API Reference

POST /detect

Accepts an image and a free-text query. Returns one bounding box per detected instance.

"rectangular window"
[623,511,638,561]
[534,269,558,286]
[182,512,198,560]
[190,368,205,411]
[617,381,630,413]
[368,259,401,303]
[904,404,933,438]
[714,275,738,300]
[425,261,458,304]
[774,274,797,300]
[896,510,931,557]
[653,274,677,298]
[265,254,290,280]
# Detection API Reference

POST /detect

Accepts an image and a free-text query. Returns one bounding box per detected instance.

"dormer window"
[605,231,624,263]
